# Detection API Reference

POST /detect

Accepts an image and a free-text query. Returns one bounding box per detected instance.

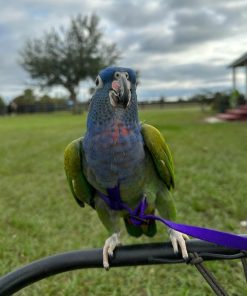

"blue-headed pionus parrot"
[64,67,189,269]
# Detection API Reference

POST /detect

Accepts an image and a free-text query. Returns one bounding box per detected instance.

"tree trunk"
[68,86,82,115]
[69,88,77,103]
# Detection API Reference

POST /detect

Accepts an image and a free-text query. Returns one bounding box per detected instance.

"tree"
[0,96,6,115]
[0,96,5,108]
[159,96,166,103]
[13,89,36,105]
[19,14,120,103]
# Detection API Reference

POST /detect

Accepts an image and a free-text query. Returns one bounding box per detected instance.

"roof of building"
[228,52,247,68]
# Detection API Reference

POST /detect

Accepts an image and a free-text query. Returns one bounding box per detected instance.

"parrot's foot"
[103,232,121,270]
[168,229,189,259]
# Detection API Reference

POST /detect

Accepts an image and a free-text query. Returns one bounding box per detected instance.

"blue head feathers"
[86,66,139,130]
[99,67,137,85]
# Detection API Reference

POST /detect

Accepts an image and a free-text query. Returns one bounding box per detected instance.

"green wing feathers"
[64,138,93,207]
[141,124,175,189]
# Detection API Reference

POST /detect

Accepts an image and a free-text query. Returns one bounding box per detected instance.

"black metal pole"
[0,238,246,296]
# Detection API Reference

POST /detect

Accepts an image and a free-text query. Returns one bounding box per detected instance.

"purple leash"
[143,215,247,251]
[98,186,247,251]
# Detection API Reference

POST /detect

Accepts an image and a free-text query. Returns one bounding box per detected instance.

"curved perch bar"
[0,237,246,295]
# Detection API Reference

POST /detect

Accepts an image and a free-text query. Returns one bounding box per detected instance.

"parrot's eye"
[124,72,129,80]
[114,72,121,80]
[95,75,103,89]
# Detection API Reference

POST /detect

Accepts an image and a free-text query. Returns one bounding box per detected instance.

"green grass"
[0,107,246,295]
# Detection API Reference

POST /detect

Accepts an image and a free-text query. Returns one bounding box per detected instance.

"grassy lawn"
[0,107,246,295]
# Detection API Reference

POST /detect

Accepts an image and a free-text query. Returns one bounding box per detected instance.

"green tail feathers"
[124,217,157,238]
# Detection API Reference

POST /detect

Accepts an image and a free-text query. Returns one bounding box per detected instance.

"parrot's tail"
[124,217,157,238]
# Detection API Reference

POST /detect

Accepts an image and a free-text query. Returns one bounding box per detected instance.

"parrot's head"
[87,67,138,129]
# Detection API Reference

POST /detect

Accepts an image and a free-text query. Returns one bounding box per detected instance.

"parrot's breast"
[83,121,145,189]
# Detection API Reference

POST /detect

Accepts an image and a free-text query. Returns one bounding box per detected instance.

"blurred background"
[0,1,247,295]
[0,0,247,112]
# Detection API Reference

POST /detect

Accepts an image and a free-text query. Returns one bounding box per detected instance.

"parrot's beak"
[110,74,131,109]
[118,76,130,108]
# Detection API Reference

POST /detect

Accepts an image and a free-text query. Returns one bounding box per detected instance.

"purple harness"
[98,186,149,226]
[98,185,247,251]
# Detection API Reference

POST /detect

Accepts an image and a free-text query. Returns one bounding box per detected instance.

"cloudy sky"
[1,0,247,102]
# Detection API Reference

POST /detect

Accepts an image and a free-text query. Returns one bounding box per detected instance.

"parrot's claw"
[103,232,121,270]
[168,229,189,259]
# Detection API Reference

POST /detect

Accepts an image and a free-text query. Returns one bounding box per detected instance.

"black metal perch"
[0,237,246,296]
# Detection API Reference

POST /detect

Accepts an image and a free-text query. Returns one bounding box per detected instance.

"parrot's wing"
[64,138,94,208]
[141,123,175,189]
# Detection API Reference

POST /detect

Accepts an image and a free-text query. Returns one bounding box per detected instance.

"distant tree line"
[189,89,246,113]
[0,89,246,116]
[143,90,246,112]
[0,89,82,115]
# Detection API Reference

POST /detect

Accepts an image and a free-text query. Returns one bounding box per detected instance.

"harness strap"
[97,187,247,251]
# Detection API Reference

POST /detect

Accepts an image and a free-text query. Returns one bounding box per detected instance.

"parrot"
[64,66,188,269]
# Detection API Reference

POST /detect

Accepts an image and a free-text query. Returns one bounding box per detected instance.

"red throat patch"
[112,123,129,142]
